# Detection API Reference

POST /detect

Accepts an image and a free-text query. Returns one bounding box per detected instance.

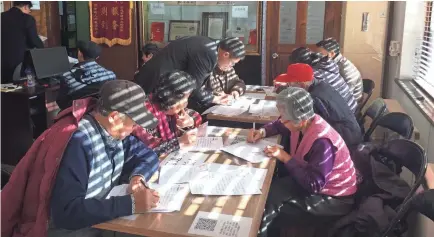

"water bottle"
[25,68,35,87]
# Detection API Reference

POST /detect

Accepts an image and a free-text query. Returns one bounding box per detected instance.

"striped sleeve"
[338,57,363,102]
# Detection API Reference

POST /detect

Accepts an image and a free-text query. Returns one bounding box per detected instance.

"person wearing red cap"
[273,63,362,148]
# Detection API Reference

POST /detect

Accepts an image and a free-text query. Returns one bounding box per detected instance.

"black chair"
[378,139,427,237]
[364,112,414,142]
[358,98,388,134]
[356,79,375,115]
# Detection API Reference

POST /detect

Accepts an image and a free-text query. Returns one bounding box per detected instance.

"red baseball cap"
[274,63,314,83]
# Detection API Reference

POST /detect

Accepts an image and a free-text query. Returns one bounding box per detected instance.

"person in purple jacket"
[250,87,357,237]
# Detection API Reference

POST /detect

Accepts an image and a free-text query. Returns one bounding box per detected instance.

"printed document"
[188,211,253,237]
[189,171,262,195]
[160,151,209,166]
[159,164,208,184]
[106,183,189,212]
[221,140,281,163]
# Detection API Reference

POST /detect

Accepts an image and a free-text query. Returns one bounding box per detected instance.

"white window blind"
[414,1,434,93]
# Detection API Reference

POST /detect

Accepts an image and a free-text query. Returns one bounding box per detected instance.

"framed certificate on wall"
[202,12,228,39]
[168,20,200,41]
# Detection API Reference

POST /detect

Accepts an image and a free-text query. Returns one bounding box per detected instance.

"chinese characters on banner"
[90,1,132,47]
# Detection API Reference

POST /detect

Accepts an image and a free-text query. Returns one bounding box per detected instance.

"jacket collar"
[54,97,97,123]
[333,54,343,63]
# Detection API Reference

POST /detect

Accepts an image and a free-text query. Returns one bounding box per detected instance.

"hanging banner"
[89,1,133,47]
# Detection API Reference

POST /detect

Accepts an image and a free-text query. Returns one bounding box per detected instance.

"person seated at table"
[56,40,116,110]
[2,80,161,237]
[273,63,362,148]
[204,38,246,100]
[248,87,357,237]
[141,70,203,156]
[289,47,358,113]
[315,38,363,104]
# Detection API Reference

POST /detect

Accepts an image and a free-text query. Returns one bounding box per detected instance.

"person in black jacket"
[274,63,362,148]
[1,1,44,83]
[134,36,245,110]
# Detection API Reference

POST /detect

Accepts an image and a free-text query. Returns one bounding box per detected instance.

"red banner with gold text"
[89,1,133,47]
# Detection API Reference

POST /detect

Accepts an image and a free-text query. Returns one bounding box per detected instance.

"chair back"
[358,98,387,135]
[356,79,375,114]
[378,139,427,237]
[364,112,413,142]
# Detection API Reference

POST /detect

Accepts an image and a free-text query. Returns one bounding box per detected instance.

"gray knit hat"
[276,87,314,123]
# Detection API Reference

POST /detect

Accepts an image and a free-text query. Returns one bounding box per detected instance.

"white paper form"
[203,105,248,116]
[160,151,209,166]
[249,100,279,117]
[106,184,189,213]
[206,163,267,189]
[221,140,281,163]
[188,137,224,151]
[189,171,262,196]
[159,164,208,184]
[188,211,253,237]
[148,183,190,212]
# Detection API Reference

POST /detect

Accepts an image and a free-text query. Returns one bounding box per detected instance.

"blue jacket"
[309,81,362,148]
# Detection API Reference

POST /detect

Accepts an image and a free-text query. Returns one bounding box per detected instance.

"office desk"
[207,111,278,125]
[94,127,279,237]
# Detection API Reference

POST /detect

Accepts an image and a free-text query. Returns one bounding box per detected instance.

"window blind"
[414,1,434,91]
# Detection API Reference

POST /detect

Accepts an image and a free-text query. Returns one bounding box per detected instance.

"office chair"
[364,112,414,143]
[358,98,388,134]
[356,79,375,116]
[12,63,23,82]
[378,139,427,237]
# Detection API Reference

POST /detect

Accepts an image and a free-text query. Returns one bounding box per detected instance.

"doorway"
[265,1,343,84]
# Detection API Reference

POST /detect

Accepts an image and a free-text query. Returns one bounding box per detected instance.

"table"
[207,110,278,125]
[383,99,420,141]
[94,127,279,237]
[425,163,434,189]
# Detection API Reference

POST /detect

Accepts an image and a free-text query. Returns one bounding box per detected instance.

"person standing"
[1,1,44,83]
[134,36,245,109]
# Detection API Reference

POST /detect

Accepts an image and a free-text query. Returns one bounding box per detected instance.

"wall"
[76,1,90,42]
[145,2,258,44]
[340,1,389,103]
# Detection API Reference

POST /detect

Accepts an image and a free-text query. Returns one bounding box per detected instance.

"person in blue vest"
[56,40,116,110]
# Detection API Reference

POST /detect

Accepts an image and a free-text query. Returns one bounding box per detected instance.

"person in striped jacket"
[250,87,357,237]
[289,47,358,113]
[315,38,364,104]
[56,40,116,110]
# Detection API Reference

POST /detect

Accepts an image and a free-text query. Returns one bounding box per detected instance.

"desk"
[94,127,278,237]
[384,99,420,141]
[425,163,434,189]
[1,85,59,166]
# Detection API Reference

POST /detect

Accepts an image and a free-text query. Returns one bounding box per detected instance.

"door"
[266,1,343,84]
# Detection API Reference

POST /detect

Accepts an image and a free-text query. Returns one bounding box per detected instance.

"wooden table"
[207,110,278,125]
[383,99,420,141]
[94,127,279,237]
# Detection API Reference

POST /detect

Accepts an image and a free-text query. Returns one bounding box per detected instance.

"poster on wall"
[150,2,165,15]
[31,1,40,10]
[168,20,200,41]
[151,22,165,42]
[89,1,133,47]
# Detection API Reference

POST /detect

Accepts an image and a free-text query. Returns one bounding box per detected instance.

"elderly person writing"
[249,87,357,237]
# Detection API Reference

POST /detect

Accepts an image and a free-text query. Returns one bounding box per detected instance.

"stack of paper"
[106,183,190,213]
[202,105,248,116]
[221,140,281,163]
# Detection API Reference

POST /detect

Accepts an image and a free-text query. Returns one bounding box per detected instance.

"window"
[414,1,434,96]
[140,1,262,55]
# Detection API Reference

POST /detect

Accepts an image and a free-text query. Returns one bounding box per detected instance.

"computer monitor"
[28,47,71,80]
